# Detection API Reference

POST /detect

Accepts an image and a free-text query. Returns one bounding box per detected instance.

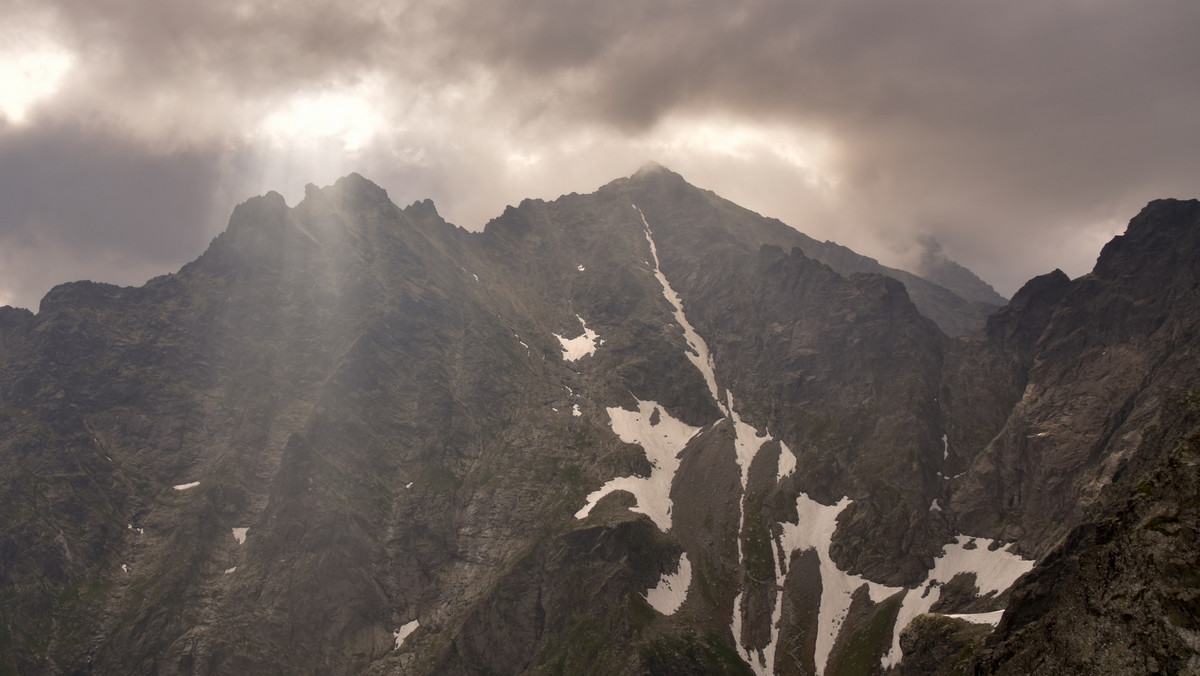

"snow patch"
[942,433,949,460]
[945,609,1004,625]
[576,264,586,272]
[882,535,1035,667]
[232,527,248,545]
[173,481,200,491]
[777,441,797,480]
[393,620,419,650]
[574,400,700,531]
[224,566,237,574]
[121,563,128,573]
[405,481,413,489]
[929,499,942,512]
[554,314,603,361]
[645,553,691,615]
[572,404,581,417]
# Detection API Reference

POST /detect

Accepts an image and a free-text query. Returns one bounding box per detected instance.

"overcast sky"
[2,0,1198,310]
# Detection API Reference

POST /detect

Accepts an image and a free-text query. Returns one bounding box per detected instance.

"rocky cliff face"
[899,198,1200,675]
[0,167,1196,675]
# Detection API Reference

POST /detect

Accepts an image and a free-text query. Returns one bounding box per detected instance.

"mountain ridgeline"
[1,165,1198,675]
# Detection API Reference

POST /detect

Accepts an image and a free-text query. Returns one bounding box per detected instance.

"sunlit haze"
[2,0,1198,310]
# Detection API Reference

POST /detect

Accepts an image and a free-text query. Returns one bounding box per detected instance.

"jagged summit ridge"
[1,170,1198,675]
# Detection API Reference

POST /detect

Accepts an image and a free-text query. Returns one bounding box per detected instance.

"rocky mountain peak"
[916,235,1008,307]
[632,159,672,178]
[1095,198,1200,283]
[329,171,394,203]
[984,268,1071,353]
[1,169,1196,675]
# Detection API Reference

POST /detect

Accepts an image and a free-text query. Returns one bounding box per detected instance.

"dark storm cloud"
[0,119,228,307]
[428,0,1200,288]
[2,0,1198,307]
[0,121,221,257]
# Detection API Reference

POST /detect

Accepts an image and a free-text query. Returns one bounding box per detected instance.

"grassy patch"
[422,464,461,493]
[637,631,755,675]
[629,594,657,633]
[560,464,584,487]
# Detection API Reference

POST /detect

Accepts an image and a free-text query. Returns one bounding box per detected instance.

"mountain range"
[1,164,1197,675]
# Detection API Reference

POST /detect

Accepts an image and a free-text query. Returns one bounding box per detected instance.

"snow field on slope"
[778,494,898,676]
[573,400,701,531]
[881,535,1035,667]
[232,527,248,545]
[740,488,1033,675]
[554,314,602,361]
[644,553,692,615]
[945,609,1004,625]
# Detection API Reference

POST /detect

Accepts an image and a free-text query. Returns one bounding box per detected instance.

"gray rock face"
[947,199,1200,555]
[976,402,1200,675]
[0,168,1196,675]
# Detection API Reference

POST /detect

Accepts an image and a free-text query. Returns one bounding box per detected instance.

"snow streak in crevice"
[626,206,1036,675]
[635,204,781,674]
[634,205,726,414]
[729,394,774,491]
